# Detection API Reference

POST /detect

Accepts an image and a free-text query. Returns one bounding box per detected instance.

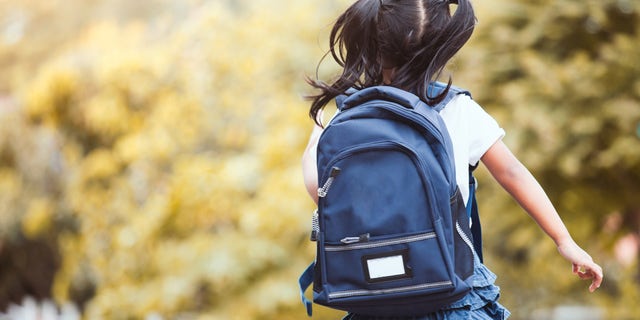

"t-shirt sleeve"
[464,97,505,166]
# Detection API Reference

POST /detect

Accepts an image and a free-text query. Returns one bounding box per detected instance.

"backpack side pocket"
[451,187,474,279]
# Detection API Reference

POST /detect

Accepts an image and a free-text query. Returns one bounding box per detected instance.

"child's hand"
[557,239,603,292]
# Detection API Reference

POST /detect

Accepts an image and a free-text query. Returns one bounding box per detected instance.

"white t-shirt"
[439,94,505,205]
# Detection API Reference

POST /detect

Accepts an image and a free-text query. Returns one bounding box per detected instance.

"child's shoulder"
[441,92,477,115]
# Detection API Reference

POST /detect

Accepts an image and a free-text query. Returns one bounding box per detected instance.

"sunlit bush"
[1,0,639,319]
[1,0,350,318]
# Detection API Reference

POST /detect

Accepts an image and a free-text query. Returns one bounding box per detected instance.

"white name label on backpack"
[362,249,412,283]
[367,255,405,279]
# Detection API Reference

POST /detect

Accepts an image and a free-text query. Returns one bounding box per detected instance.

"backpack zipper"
[340,233,370,244]
[317,167,341,198]
[328,280,453,300]
[326,232,436,252]
[455,221,476,253]
[310,209,319,241]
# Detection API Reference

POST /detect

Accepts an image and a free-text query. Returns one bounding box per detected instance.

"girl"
[302,0,603,319]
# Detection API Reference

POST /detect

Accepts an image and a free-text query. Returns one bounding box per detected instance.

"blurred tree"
[1,0,349,318]
[456,0,640,317]
[2,0,639,319]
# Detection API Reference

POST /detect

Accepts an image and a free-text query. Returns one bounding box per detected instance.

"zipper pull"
[340,233,370,244]
[310,209,319,241]
[318,167,341,198]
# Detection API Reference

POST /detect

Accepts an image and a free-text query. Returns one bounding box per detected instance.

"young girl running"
[302,0,603,319]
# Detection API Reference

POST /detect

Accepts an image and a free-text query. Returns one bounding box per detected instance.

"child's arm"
[302,124,323,205]
[481,140,603,292]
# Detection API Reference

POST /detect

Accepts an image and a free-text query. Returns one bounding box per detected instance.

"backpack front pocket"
[320,231,454,303]
[318,141,438,241]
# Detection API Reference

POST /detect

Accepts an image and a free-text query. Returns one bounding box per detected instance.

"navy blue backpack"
[299,83,481,317]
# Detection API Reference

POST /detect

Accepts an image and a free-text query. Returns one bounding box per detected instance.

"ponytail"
[307,0,476,126]
[396,0,476,106]
[307,0,384,126]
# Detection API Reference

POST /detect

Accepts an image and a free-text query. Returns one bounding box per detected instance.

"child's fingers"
[574,263,603,292]
[588,263,604,292]
[562,244,603,292]
[572,263,579,274]
[589,273,601,293]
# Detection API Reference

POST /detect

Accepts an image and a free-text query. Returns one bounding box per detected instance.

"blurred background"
[0,0,639,319]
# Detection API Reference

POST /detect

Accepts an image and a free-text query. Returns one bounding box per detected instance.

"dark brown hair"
[307,0,476,126]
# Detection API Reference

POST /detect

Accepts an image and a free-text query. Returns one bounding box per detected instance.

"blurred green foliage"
[0,0,638,319]
[458,0,640,318]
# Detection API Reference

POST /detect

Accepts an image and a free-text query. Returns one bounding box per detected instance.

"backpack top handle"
[340,86,423,111]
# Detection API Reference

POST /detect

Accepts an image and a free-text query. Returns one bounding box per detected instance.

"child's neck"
[382,68,396,85]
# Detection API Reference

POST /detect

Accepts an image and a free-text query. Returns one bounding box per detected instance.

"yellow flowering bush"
[2,0,639,319]
[1,0,349,318]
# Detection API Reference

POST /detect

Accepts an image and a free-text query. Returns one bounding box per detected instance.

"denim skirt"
[342,253,510,320]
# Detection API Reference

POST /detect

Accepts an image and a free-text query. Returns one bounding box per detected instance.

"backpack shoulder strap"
[468,165,483,262]
[298,262,315,316]
[428,82,472,112]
